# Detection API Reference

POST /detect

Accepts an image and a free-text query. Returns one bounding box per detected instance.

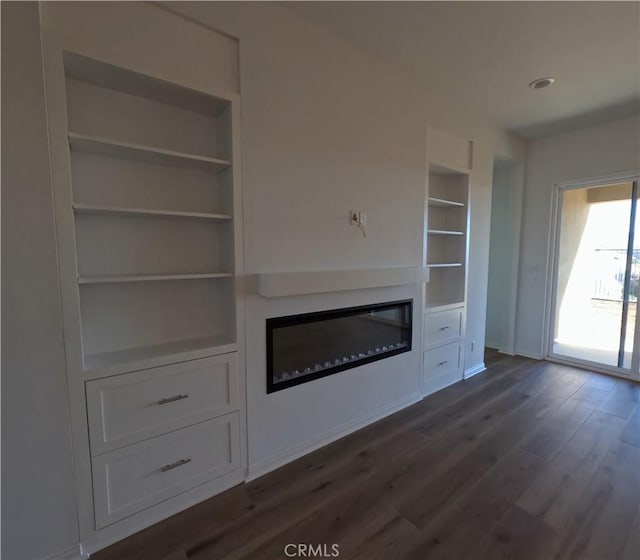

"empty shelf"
[427,229,464,236]
[83,335,236,375]
[426,300,465,312]
[73,203,232,221]
[427,197,465,208]
[426,263,463,268]
[69,132,231,171]
[78,273,233,284]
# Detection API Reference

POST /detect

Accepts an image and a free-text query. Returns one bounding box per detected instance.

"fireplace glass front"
[267,299,412,393]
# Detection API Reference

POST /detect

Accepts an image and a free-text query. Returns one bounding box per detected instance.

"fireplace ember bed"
[266,300,412,393]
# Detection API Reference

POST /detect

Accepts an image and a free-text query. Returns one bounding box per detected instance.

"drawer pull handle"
[157,394,189,405]
[437,360,449,366]
[438,326,450,331]
[160,458,192,472]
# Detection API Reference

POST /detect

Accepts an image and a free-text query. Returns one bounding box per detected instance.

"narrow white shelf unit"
[73,203,232,221]
[69,132,231,171]
[422,125,472,397]
[78,272,233,284]
[425,163,469,309]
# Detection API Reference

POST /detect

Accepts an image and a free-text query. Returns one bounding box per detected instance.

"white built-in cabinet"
[43,49,245,553]
[423,127,472,394]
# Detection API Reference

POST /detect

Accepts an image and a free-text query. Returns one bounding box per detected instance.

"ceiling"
[285,1,640,139]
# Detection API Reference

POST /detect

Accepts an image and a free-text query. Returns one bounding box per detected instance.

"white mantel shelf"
[256,267,428,297]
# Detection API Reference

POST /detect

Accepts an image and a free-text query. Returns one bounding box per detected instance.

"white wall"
[1,3,79,559]
[2,1,525,557]
[515,116,640,358]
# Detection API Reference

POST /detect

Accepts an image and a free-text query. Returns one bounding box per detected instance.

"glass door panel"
[551,181,638,373]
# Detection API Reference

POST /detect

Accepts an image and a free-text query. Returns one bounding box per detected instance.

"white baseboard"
[464,362,486,379]
[247,392,422,481]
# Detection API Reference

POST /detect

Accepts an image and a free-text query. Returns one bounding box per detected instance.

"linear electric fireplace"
[267,300,412,393]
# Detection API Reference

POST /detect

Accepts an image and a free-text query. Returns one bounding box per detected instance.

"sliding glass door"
[549,177,640,379]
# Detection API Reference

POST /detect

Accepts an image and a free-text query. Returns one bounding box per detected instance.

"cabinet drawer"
[87,353,237,455]
[423,342,461,379]
[92,413,240,528]
[424,308,462,348]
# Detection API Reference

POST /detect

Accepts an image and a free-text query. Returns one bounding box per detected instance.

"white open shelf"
[427,229,464,236]
[427,197,465,208]
[73,203,232,221]
[78,272,233,284]
[69,132,231,171]
[83,335,237,376]
[426,263,462,268]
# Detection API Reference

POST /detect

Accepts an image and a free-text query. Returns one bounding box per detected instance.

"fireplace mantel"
[256,267,427,297]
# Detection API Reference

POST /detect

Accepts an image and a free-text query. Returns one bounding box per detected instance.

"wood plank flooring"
[92,352,639,560]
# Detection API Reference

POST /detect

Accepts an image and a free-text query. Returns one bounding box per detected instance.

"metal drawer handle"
[157,394,189,405]
[438,326,450,331]
[160,458,192,472]
[437,360,449,366]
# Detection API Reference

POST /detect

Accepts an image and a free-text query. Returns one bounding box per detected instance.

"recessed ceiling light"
[529,77,555,89]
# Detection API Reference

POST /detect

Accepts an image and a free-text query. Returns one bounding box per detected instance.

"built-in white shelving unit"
[425,169,469,308]
[422,126,472,396]
[43,47,245,552]
[60,53,239,373]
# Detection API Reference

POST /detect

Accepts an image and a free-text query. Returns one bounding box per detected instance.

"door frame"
[545,170,640,381]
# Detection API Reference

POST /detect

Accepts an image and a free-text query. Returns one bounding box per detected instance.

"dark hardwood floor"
[93,352,639,560]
